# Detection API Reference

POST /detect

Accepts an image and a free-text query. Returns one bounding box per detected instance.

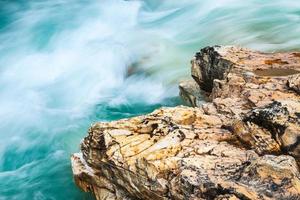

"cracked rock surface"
[72,46,300,200]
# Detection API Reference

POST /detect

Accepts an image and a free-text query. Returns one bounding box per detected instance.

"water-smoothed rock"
[71,46,300,199]
[179,79,204,107]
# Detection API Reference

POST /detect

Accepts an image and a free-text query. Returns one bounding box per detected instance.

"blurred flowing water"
[0,0,300,199]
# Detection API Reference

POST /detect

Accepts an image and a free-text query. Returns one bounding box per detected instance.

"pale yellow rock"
[71,46,300,200]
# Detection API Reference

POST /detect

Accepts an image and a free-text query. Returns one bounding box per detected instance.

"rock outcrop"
[72,46,300,200]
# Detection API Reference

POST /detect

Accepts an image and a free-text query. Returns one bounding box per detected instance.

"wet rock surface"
[72,46,300,200]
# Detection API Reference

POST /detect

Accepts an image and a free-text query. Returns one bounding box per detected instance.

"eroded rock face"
[233,101,300,159]
[72,46,300,200]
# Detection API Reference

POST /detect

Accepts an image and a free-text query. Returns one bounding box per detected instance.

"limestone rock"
[71,46,300,200]
[192,46,300,94]
[234,101,300,160]
[72,106,300,200]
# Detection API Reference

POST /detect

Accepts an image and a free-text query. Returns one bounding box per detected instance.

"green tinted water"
[0,0,300,199]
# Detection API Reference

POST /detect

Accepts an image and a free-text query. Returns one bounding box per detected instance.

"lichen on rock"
[71,46,300,200]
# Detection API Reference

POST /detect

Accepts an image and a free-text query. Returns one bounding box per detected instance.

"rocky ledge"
[71,46,300,200]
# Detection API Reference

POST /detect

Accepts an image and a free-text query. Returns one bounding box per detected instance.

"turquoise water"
[0,0,300,199]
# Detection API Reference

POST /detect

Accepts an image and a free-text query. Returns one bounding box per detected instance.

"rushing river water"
[0,0,300,199]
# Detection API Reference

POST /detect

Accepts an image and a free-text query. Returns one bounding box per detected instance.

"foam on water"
[0,0,300,199]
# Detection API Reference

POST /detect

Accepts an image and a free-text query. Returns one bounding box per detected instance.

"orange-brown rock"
[72,46,300,200]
